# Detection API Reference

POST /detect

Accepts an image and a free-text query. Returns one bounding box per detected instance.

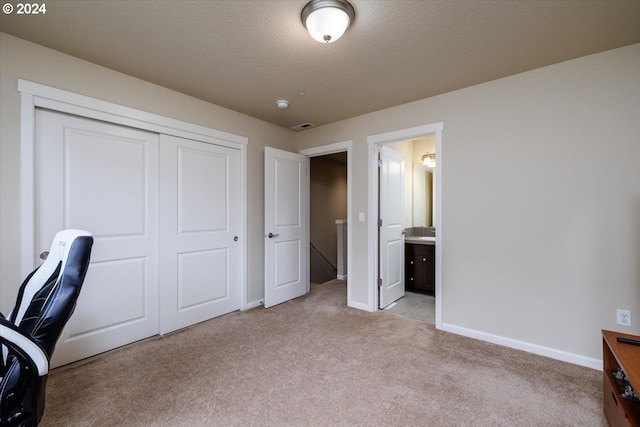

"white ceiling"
[2,1,639,130]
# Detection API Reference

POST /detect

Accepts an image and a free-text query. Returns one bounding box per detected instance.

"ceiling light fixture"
[276,99,289,109]
[422,153,436,168]
[301,0,355,44]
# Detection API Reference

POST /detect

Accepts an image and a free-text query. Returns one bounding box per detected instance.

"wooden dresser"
[603,330,640,426]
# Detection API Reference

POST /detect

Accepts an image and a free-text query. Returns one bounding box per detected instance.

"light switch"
[358,212,365,222]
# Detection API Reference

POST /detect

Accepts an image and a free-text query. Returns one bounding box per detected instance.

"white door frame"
[18,79,249,310]
[299,141,354,308]
[367,123,443,328]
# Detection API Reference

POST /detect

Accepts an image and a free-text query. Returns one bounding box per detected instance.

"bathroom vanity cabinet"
[405,242,435,295]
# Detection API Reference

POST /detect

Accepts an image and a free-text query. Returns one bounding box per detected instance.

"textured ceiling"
[2,1,639,130]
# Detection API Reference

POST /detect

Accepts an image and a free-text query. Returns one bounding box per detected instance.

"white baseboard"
[348,300,375,312]
[441,323,602,370]
[243,299,263,311]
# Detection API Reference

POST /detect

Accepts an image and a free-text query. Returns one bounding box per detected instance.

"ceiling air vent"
[290,122,314,131]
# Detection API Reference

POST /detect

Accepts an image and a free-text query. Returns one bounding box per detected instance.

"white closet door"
[159,135,241,334]
[35,109,159,368]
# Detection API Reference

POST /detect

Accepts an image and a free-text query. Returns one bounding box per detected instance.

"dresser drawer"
[604,371,640,427]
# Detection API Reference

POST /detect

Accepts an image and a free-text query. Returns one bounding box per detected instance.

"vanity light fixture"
[422,153,436,168]
[301,0,355,43]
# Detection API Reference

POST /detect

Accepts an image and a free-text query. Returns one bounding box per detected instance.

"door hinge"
[378,218,382,227]
[378,278,383,287]
[377,159,383,167]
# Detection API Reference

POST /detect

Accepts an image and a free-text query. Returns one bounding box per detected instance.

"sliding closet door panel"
[159,134,241,334]
[35,109,159,368]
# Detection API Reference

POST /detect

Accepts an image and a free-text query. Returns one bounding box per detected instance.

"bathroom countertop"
[405,236,436,245]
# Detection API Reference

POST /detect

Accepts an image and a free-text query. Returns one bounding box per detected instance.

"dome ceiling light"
[301,0,355,44]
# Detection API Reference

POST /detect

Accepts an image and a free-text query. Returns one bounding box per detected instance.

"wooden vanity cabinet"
[602,330,640,426]
[405,243,435,295]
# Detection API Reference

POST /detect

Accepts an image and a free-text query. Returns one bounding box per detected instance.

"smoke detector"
[276,99,289,109]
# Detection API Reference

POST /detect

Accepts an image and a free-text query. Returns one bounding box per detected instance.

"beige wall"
[297,44,640,361]
[0,33,297,311]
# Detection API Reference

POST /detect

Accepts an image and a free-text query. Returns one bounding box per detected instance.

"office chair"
[1,229,93,427]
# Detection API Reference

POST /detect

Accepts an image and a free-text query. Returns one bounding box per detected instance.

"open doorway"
[300,141,353,307]
[381,137,436,324]
[309,153,347,284]
[367,123,443,328]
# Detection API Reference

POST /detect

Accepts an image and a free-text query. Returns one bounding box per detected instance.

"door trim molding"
[19,79,249,310]
[366,123,444,327]
[300,140,353,308]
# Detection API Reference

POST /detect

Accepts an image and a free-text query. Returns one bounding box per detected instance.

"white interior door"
[35,109,159,367]
[264,147,309,308]
[159,135,241,334]
[379,145,405,308]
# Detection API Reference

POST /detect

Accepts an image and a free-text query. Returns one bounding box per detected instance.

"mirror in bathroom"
[413,164,435,227]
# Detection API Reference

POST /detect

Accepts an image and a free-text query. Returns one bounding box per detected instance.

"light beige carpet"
[41,281,605,426]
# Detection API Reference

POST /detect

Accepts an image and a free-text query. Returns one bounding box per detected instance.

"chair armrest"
[0,319,49,376]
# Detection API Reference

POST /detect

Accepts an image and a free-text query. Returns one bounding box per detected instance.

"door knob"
[39,251,49,260]
[234,236,238,241]
[268,232,279,238]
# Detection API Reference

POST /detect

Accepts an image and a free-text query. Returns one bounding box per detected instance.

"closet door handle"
[268,232,279,238]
